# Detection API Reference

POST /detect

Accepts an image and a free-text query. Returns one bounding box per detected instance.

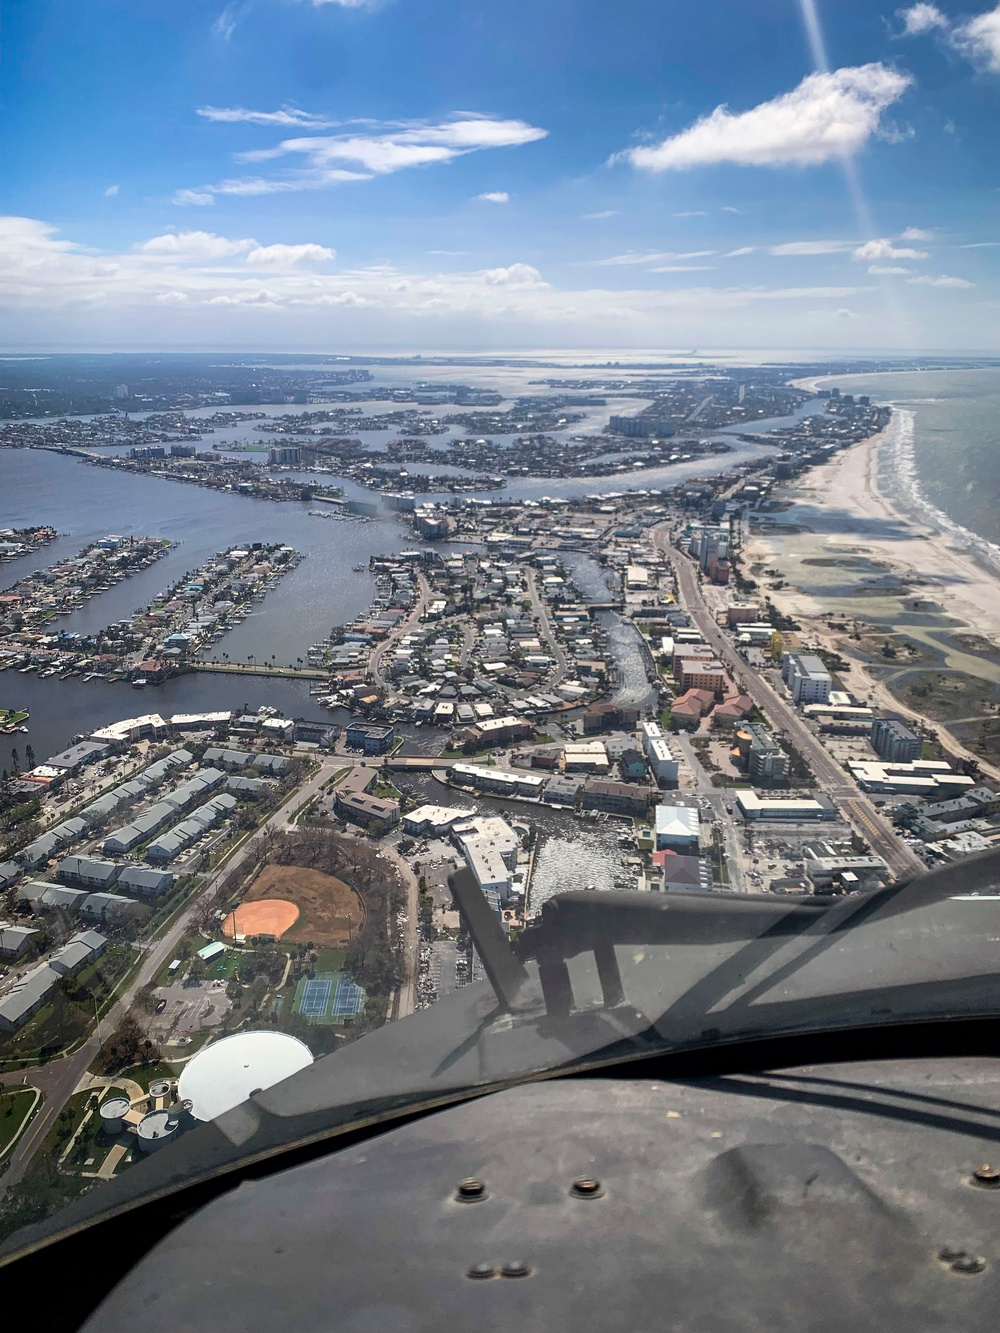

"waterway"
[2,390,753,768]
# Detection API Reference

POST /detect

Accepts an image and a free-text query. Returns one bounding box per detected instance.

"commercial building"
[403,805,476,836]
[90,713,168,744]
[334,790,401,829]
[452,816,520,872]
[563,741,611,775]
[466,716,532,747]
[582,702,641,735]
[678,660,727,694]
[871,717,923,763]
[449,765,545,800]
[345,722,395,755]
[581,780,650,817]
[735,792,836,821]
[726,603,759,626]
[542,775,583,806]
[639,721,679,786]
[804,856,890,890]
[847,758,975,798]
[654,805,700,850]
[461,838,514,903]
[782,653,833,705]
[733,724,789,785]
[45,739,111,774]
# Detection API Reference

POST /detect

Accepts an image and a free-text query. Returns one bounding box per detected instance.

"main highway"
[651,523,925,881]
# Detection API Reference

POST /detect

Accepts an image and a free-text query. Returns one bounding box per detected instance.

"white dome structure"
[178,1031,313,1123]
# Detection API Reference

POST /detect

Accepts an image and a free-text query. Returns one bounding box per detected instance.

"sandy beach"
[742,414,1000,776]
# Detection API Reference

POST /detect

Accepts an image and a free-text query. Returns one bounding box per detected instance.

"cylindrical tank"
[136,1110,181,1153]
[148,1079,172,1100]
[99,1096,131,1137]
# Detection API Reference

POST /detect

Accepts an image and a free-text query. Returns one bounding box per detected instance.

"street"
[651,523,924,881]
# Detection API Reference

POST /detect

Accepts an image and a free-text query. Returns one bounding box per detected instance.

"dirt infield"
[242,864,366,946]
[223,899,300,940]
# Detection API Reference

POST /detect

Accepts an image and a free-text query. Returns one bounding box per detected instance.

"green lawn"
[0,1088,38,1156]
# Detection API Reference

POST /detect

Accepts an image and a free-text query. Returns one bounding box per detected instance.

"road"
[652,523,924,881]
[0,753,420,1193]
[525,569,568,685]
[368,572,432,690]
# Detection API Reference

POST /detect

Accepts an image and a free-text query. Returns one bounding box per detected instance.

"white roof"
[178,1031,313,1123]
[655,805,700,837]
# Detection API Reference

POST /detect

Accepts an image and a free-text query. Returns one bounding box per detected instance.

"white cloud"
[173,188,216,206]
[0,213,908,353]
[770,240,850,255]
[179,115,545,202]
[649,265,716,272]
[136,230,257,260]
[724,246,755,256]
[308,0,381,7]
[482,263,547,287]
[721,205,742,213]
[619,64,911,171]
[246,242,335,266]
[197,105,335,127]
[960,240,1000,248]
[596,250,715,266]
[869,264,912,273]
[475,191,510,203]
[673,210,708,217]
[901,225,932,239]
[952,4,1000,73]
[896,4,949,36]
[853,237,928,260]
[899,3,1000,74]
[213,4,240,40]
[104,184,119,198]
[583,209,619,219]
[908,273,975,287]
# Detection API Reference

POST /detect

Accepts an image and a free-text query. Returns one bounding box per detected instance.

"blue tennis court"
[299,978,333,1016]
[331,980,365,1018]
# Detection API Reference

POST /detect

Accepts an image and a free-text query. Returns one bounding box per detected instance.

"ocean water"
[807,368,1000,553]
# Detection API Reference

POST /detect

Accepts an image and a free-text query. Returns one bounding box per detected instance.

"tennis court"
[291,971,366,1024]
[331,981,365,1018]
[299,978,333,1017]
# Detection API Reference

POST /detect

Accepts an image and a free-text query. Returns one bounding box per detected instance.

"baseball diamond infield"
[223,899,300,940]
[239,864,366,946]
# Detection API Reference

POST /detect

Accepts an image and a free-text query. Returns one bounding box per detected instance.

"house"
[619,749,648,781]
[655,852,712,893]
[654,805,700,850]
[671,689,715,730]
[335,790,400,828]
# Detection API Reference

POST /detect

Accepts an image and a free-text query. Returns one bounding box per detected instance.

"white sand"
[743,426,1000,776]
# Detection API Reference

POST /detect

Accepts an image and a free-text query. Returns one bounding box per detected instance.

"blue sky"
[1,0,998,351]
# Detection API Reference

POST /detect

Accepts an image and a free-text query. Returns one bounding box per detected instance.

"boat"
[17,725,28,733]
[352,564,367,572]
[132,678,147,689]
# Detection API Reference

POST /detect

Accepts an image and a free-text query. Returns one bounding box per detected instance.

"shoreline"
[743,412,1000,776]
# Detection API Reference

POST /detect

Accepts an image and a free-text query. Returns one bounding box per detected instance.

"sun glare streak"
[797,0,915,345]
